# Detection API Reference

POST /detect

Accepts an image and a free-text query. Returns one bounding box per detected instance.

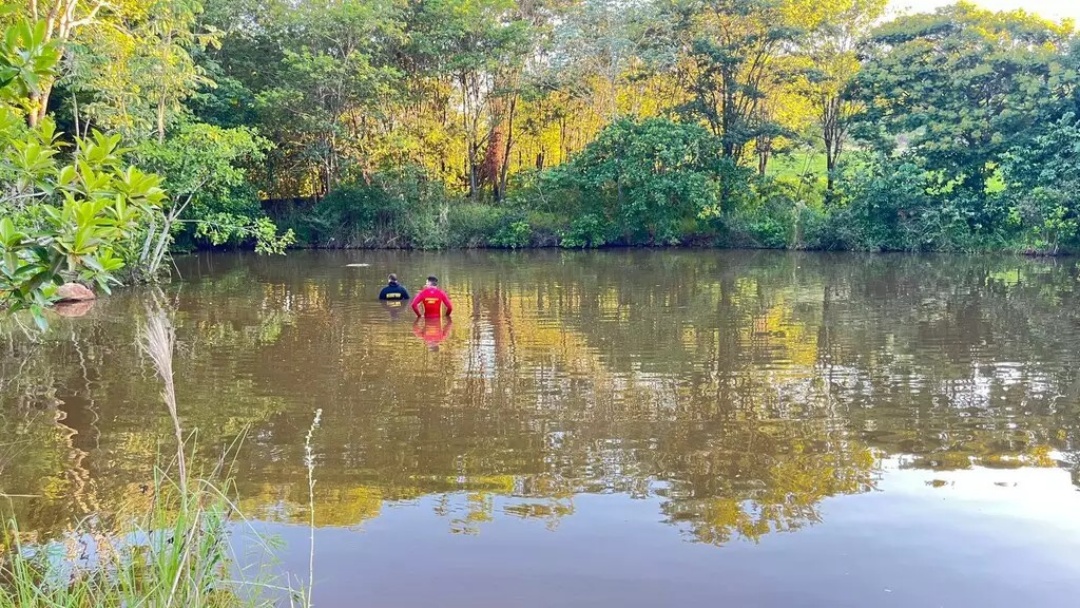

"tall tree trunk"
[480,126,505,201]
[498,96,517,201]
[822,95,843,201]
[757,135,771,176]
[468,142,478,198]
[29,0,110,127]
[559,116,567,164]
[826,148,837,195]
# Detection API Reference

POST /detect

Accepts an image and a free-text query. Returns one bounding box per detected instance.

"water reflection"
[381,301,407,321]
[413,317,452,350]
[2,251,1079,554]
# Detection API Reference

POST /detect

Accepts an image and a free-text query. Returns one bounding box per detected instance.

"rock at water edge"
[56,283,96,302]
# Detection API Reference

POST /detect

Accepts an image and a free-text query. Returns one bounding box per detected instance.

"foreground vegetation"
[0,310,312,607]
[4,0,1080,316]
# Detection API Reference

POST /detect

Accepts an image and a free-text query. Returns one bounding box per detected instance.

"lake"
[3,250,1080,607]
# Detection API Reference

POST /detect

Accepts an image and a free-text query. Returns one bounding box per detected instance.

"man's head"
[388,273,398,284]
[426,275,438,287]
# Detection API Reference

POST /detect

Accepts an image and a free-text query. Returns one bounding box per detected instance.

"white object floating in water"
[345,263,371,267]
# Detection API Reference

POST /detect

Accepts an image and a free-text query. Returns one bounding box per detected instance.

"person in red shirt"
[411,275,453,318]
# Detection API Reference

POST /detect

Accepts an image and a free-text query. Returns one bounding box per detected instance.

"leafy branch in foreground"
[0,17,293,327]
[0,19,169,325]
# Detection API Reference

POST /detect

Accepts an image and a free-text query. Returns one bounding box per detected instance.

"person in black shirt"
[379,273,410,301]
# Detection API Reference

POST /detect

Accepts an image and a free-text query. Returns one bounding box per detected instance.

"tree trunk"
[468,142,478,198]
[157,97,167,144]
[826,148,837,196]
[559,116,567,164]
[30,0,110,127]
[498,96,517,201]
[480,126,505,200]
[757,136,771,176]
[822,95,843,201]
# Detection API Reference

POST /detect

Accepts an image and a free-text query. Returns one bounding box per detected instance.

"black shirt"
[379,282,410,301]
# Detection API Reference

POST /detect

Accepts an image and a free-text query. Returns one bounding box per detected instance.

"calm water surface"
[3,250,1080,607]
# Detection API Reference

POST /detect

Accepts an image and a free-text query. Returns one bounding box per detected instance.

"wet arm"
[410,293,422,316]
[441,292,453,316]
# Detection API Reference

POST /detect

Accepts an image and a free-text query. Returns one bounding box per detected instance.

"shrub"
[542,117,741,245]
[491,220,532,249]
[446,203,507,248]
[524,211,565,247]
[561,213,611,248]
[286,166,456,248]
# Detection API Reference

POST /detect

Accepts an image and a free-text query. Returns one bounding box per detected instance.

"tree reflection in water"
[1,251,1078,546]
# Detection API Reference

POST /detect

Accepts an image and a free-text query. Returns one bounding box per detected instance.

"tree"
[133,122,293,278]
[1000,113,1080,253]
[552,0,653,122]
[0,19,166,325]
[136,0,212,143]
[850,3,1077,228]
[268,0,402,195]
[405,0,533,199]
[655,0,800,164]
[546,117,738,245]
[63,0,212,143]
[23,0,114,126]
[786,0,885,194]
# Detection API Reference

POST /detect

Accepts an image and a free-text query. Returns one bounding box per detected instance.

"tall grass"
[0,309,312,607]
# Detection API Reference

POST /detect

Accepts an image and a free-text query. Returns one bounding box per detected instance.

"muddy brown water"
[3,250,1080,607]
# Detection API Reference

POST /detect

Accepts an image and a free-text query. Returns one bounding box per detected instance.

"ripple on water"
[4,250,1080,607]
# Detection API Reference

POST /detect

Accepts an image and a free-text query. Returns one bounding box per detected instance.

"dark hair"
[427,275,438,285]
[388,273,398,283]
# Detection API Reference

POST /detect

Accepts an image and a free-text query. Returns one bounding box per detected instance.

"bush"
[279,166,456,248]
[826,156,937,251]
[561,214,612,248]
[491,220,532,249]
[317,181,409,246]
[524,211,565,247]
[541,117,740,246]
[446,203,507,248]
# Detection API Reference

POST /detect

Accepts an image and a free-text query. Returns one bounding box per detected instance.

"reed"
[0,310,309,607]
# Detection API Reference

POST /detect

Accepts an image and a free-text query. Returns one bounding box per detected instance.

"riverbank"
[263,176,1077,257]
[265,210,1076,257]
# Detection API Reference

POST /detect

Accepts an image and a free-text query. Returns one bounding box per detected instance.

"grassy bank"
[0,312,314,607]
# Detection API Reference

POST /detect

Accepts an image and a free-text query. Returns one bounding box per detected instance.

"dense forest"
[3,0,1080,315]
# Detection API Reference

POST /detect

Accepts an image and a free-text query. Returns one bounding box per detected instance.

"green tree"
[21,0,115,126]
[655,0,800,163]
[405,0,533,198]
[546,117,738,245]
[133,122,292,277]
[786,0,885,194]
[1000,113,1080,253]
[850,2,1077,229]
[258,0,403,195]
[0,20,166,324]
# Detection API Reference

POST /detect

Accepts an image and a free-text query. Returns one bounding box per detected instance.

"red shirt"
[411,286,453,317]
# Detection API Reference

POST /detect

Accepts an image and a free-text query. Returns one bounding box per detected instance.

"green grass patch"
[766,152,828,181]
